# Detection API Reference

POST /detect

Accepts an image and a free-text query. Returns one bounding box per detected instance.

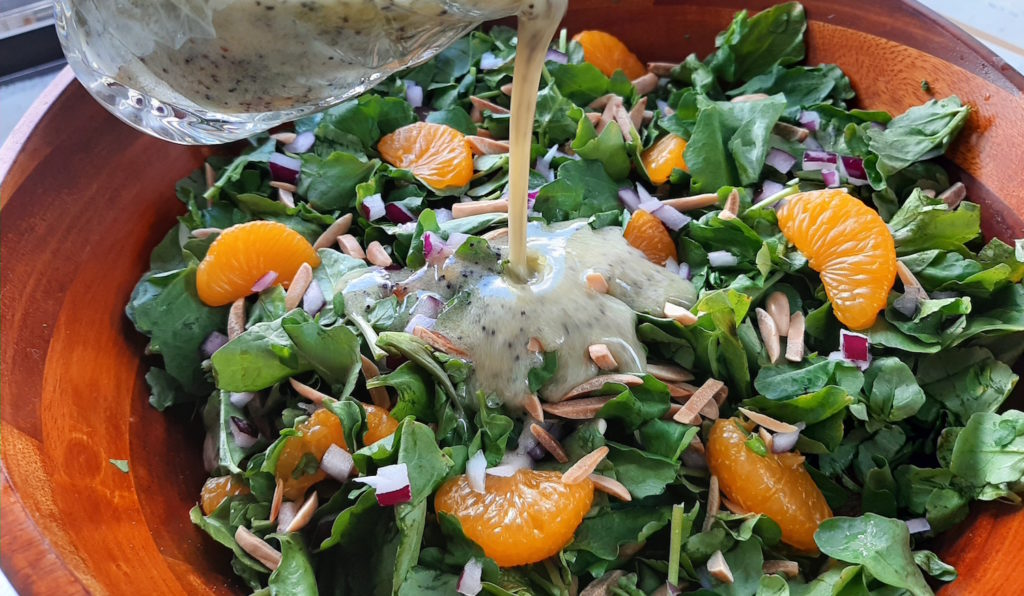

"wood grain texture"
[1,1,1021,594]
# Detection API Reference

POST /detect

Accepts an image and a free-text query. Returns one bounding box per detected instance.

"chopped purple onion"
[229,416,259,449]
[771,429,800,453]
[664,257,680,274]
[803,135,824,151]
[905,518,931,534]
[802,150,838,172]
[636,183,655,203]
[535,156,553,182]
[869,121,886,131]
[638,198,663,213]
[650,204,692,231]
[839,330,872,370]
[362,193,386,221]
[412,294,444,318]
[229,392,256,408]
[678,262,691,280]
[269,153,301,184]
[385,202,415,224]
[458,559,484,596]
[276,501,298,532]
[434,208,453,224]
[404,314,437,335]
[251,270,279,292]
[200,331,229,358]
[822,167,841,188]
[467,451,487,494]
[282,131,315,154]
[618,187,641,212]
[423,231,445,263]
[765,148,797,174]
[302,282,325,316]
[840,155,869,186]
[798,111,821,132]
[446,232,470,251]
[487,452,532,477]
[320,444,355,482]
[404,80,424,109]
[708,250,739,268]
[656,99,672,117]
[545,49,569,65]
[479,52,504,71]
[354,463,412,506]
[755,180,786,204]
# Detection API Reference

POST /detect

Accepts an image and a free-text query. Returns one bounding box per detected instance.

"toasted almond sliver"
[763,560,800,578]
[473,128,493,139]
[702,474,721,532]
[759,427,774,452]
[896,260,926,292]
[451,199,509,218]
[228,298,246,340]
[530,423,569,463]
[646,363,694,383]
[271,132,297,144]
[785,312,805,363]
[284,491,319,533]
[631,72,659,96]
[523,393,544,422]
[738,406,799,434]
[469,95,509,115]
[289,378,331,405]
[466,135,511,155]
[469,103,483,123]
[527,337,544,353]
[707,550,734,584]
[628,97,648,131]
[587,344,619,371]
[482,227,509,242]
[939,181,966,208]
[413,326,470,359]
[590,474,632,502]
[337,234,366,260]
[562,446,610,484]
[562,374,644,401]
[755,307,781,364]
[278,188,296,208]
[204,163,217,189]
[191,227,222,239]
[366,241,393,268]
[721,188,740,219]
[235,526,282,571]
[730,93,771,103]
[662,193,721,211]
[646,61,678,76]
[269,478,284,524]
[585,271,609,294]
[921,189,937,198]
[773,121,809,142]
[673,378,725,424]
[588,93,618,110]
[270,181,298,193]
[360,355,390,408]
[285,262,313,310]
[666,383,695,399]
[585,111,603,126]
[665,403,683,420]
[543,396,614,419]
[689,436,706,456]
[642,110,654,125]
[721,496,748,515]
[314,213,353,250]
[766,291,791,336]
[596,95,622,136]
[700,397,720,420]
[664,302,698,326]
[581,571,626,596]
[500,82,514,96]
[613,103,634,143]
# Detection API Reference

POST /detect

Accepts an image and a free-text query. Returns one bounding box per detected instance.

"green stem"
[752,179,801,211]
[348,313,387,361]
[667,503,685,588]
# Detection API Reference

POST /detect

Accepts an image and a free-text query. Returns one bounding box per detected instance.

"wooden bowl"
[2,1,1022,593]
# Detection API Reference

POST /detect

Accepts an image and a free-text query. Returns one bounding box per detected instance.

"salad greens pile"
[127,2,1024,594]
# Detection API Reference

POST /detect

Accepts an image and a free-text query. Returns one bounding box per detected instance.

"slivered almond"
[204,163,217,189]
[285,263,313,310]
[938,181,966,208]
[313,213,353,250]
[235,526,282,571]
[366,241,393,268]
[360,355,390,407]
[707,550,734,584]
[689,436,706,456]
[191,227,221,239]
[720,188,740,220]
[588,344,619,371]
[730,93,771,103]
[785,312,805,363]
[562,446,610,484]
[452,199,508,218]
[269,478,284,524]
[673,378,724,424]
[766,291,791,335]
[646,363,694,383]
[759,427,774,452]
[647,61,678,76]
[523,393,544,422]
[773,121,809,142]
[543,396,613,419]
[228,298,246,340]
[466,135,510,155]
[763,560,799,578]
[642,110,654,125]
[588,93,618,110]
[664,302,698,326]
[721,496,748,515]
[921,189,937,198]
[629,97,648,130]
[413,326,470,359]
[581,571,626,596]
[896,261,925,291]
[632,72,659,96]
[530,423,569,463]
[755,308,781,364]
[337,234,366,259]
[500,82,514,96]
[666,383,695,399]
[590,474,632,502]
[665,403,683,420]
[474,128,493,139]
[278,188,296,208]
[662,193,721,211]
[469,103,483,123]
[527,337,544,353]
[289,378,331,405]
[469,95,509,115]
[270,181,298,193]
[585,271,609,294]
[284,491,319,533]
[738,407,799,434]
[585,112,603,126]
[700,397,720,420]
[613,103,634,143]
[271,132,297,144]
[482,227,509,241]
[562,374,644,401]
[596,95,622,135]
[702,474,721,531]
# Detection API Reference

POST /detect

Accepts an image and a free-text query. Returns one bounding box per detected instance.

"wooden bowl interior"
[2,1,1022,593]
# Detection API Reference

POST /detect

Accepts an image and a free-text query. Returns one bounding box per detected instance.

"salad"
[126,2,1024,595]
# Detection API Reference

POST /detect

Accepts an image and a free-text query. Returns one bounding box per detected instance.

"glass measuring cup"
[54,0,522,144]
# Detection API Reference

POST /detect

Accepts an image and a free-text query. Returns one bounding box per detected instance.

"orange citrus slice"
[200,475,250,515]
[642,134,688,185]
[571,30,646,79]
[624,209,678,265]
[377,122,473,190]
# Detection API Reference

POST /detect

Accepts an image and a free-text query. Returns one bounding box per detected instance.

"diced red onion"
[771,429,800,453]
[664,257,680,275]
[840,156,869,186]
[656,99,672,117]
[376,485,412,506]
[229,392,256,408]
[412,294,444,318]
[362,193,386,221]
[353,463,412,506]
[229,416,259,449]
[765,148,796,174]
[269,153,301,184]
[447,232,470,252]
[487,452,532,477]
[201,331,229,357]
[803,135,824,151]
[869,121,886,131]
[434,208,453,224]
[802,150,838,172]
[678,262,691,280]
[798,111,821,132]
[535,156,554,182]
[283,131,315,154]
[545,49,569,65]
[466,450,487,494]
[618,188,641,212]
[404,80,424,109]
[905,518,931,534]
[839,329,871,370]
[385,202,415,224]
[404,314,437,334]
[479,52,504,71]
[251,270,279,292]
[277,501,298,532]
[636,184,655,203]
[654,205,691,231]
[320,444,355,482]
[302,281,325,315]
[707,250,738,268]
[638,198,663,213]
[822,167,841,188]
[423,231,446,264]
[754,180,785,204]
[458,559,484,596]
[664,582,683,596]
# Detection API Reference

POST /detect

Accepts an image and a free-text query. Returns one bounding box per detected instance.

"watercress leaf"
[685,104,738,193]
[145,366,189,411]
[728,64,853,118]
[549,62,610,105]
[319,486,378,551]
[568,504,673,566]
[397,419,453,503]
[868,97,969,178]
[396,568,459,596]
[268,534,317,596]
[743,385,853,425]
[370,362,435,422]
[571,117,632,181]
[527,351,558,393]
[533,159,622,222]
[316,94,416,154]
[376,332,458,400]
[949,410,1024,486]
[190,503,268,574]
[605,441,681,499]
[712,538,764,596]
[212,319,305,392]
[598,375,672,431]
[916,347,1018,424]
[863,357,926,422]
[392,499,428,592]
[639,420,699,461]
[913,550,958,582]
[754,358,838,399]
[887,190,981,255]
[425,105,477,135]
[298,152,380,211]
[706,2,807,83]
[281,310,362,396]
[535,84,582,147]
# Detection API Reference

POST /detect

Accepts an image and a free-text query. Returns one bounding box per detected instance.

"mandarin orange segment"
[434,469,594,567]
[196,220,320,307]
[707,419,832,552]
[571,30,646,80]
[642,134,688,185]
[776,189,897,330]
[623,209,678,265]
[377,122,473,190]
[200,475,250,515]
[364,404,399,444]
